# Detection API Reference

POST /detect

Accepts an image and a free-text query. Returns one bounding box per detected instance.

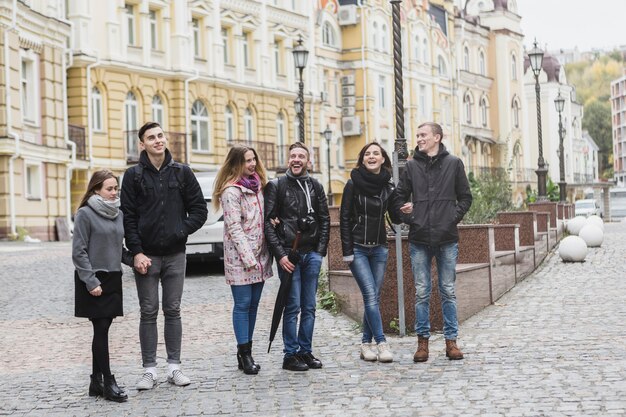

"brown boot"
[445,339,464,360]
[413,336,429,362]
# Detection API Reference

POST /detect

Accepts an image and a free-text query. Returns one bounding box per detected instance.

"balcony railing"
[275,144,321,173]
[467,165,507,178]
[124,130,187,164]
[230,141,320,173]
[68,124,86,160]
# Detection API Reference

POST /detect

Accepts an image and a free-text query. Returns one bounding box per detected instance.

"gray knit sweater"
[72,206,133,291]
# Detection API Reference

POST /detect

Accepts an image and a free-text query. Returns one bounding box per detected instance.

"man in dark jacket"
[393,122,472,363]
[121,122,207,389]
[264,142,330,371]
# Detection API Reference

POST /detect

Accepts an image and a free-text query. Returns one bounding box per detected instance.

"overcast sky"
[516,0,626,52]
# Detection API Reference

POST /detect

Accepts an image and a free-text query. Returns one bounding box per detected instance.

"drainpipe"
[184,69,199,165]
[358,0,368,143]
[86,60,100,172]
[6,0,19,238]
[59,9,75,233]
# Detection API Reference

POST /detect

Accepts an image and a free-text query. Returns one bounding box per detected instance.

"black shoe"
[237,343,259,375]
[297,352,323,369]
[282,355,309,371]
[103,375,128,403]
[89,373,104,397]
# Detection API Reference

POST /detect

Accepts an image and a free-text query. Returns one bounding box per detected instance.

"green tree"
[463,170,513,224]
[583,99,612,178]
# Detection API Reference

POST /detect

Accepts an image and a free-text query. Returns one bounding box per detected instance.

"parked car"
[574,199,602,218]
[186,172,224,263]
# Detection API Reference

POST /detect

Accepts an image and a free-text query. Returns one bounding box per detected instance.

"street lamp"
[554,91,566,202]
[323,125,333,205]
[292,35,309,143]
[528,40,547,201]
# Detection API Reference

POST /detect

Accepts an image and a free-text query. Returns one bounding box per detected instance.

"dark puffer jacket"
[339,179,401,258]
[121,149,208,256]
[393,144,472,246]
[264,174,330,261]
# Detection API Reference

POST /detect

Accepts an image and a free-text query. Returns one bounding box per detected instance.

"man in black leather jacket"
[264,142,330,371]
[121,122,207,389]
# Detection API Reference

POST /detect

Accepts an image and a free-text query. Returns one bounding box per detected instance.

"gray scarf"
[87,194,120,219]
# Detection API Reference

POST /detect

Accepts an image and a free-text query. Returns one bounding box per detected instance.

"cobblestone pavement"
[1,222,625,417]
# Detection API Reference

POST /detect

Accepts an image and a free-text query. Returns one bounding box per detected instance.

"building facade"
[611,74,626,186]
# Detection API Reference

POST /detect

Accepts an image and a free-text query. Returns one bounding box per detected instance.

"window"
[244,108,254,142]
[191,100,210,151]
[25,162,42,200]
[438,56,447,76]
[414,35,420,62]
[20,51,39,124]
[124,92,138,157]
[380,24,388,52]
[478,50,485,76]
[276,113,286,165]
[274,40,280,75]
[322,22,336,47]
[192,18,201,57]
[463,46,470,71]
[480,97,488,127]
[423,38,429,63]
[336,137,345,168]
[225,105,234,142]
[151,95,164,126]
[242,32,250,67]
[464,93,473,124]
[512,98,520,128]
[125,4,136,46]
[91,87,103,131]
[511,53,517,80]
[419,84,426,116]
[334,72,340,106]
[149,10,158,50]
[372,22,378,50]
[222,27,230,64]
[378,75,386,109]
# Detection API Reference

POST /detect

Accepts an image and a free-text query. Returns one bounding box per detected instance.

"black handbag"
[74,270,123,318]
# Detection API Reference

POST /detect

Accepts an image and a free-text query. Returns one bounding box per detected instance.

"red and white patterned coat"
[221,184,273,285]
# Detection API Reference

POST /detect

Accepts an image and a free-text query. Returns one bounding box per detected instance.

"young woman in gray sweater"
[72,170,142,402]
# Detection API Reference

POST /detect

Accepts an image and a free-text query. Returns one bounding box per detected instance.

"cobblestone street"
[1,222,625,416]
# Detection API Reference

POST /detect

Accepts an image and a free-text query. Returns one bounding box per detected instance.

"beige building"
[0,0,72,240]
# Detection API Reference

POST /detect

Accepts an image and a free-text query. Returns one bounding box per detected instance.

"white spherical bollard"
[567,216,587,236]
[558,236,588,262]
[587,215,604,231]
[578,224,604,247]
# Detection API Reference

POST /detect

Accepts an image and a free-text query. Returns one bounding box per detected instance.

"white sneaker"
[377,342,394,363]
[167,369,191,386]
[360,343,377,361]
[136,372,157,390]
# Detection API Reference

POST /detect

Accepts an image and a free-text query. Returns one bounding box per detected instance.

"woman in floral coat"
[213,145,273,375]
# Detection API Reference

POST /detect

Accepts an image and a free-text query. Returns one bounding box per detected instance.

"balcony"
[68,124,86,160]
[229,140,321,173]
[467,166,507,178]
[124,130,187,164]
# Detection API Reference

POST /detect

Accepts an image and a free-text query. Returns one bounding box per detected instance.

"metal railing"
[467,165,507,178]
[124,130,187,163]
[274,144,320,173]
[68,124,86,159]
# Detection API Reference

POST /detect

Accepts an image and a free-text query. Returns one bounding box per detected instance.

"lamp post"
[292,35,309,142]
[528,40,548,201]
[323,125,333,205]
[554,91,566,202]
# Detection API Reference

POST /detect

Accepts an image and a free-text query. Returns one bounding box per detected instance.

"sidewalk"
[0,222,625,416]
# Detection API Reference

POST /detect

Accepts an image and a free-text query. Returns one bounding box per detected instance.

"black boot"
[249,341,260,370]
[89,373,104,397]
[237,343,259,375]
[103,375,128,402]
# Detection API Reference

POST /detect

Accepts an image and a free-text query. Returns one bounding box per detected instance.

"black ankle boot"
[237,343,259,375]
[103,375,128,402]
[249,341,260,370]
[89,373,104,397]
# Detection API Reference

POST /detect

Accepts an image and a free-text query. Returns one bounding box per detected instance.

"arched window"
[464,93,473,124]
[372,22,378,50]
[478,50,486,75]
[480,97,488,127]
[151,95,164,127]
[124,92,138,157]
[463,46,470,71]
[414,35,420,62]
[423,38,429,63]
[191,100,210,151]
[322,22,336,47]
[438,56,447,76]
[381,24,388,52]
[276,112,286,165]
[225,105,234,142]
[244,107,254,143]
[91,87,103,131]
[511,53,517,80]
[512,98,521,128]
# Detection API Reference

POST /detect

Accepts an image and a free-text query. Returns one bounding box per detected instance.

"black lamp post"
[554,91,566,202]
[292,35,309,143]
[323,125,333,205]
[528,40,547,201]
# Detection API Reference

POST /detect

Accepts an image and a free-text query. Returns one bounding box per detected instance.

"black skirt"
[74,270,123,318]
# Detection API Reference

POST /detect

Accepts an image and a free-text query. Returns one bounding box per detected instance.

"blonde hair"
[212,145,268,210]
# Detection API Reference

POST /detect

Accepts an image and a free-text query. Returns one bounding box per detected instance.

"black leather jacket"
[340,179,401,257]
[264,174,330,261]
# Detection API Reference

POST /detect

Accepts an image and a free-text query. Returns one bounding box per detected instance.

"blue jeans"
[134,251,186,367]
[349,245,389,344]
[230,282,265,345]
[409,242,459,340]
[279,251,323,357]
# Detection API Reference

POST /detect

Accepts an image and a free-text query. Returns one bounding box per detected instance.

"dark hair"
[418,122,444,140]
[78,169,117,208]
[356,142,392,173]
[138,121,162,142]
[289,142,310,158]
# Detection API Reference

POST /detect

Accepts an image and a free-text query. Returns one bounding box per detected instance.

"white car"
[574,199,602,218]
[186,172,224,262]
